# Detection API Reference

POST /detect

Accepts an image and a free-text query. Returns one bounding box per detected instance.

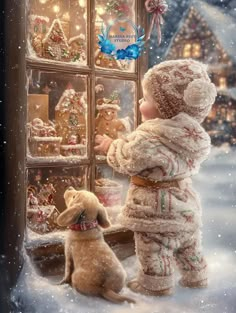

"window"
[192,43,201,58]
[183,42,201,58]
[26,0,146,253]
[183,43,191,58]
[219,77,227,89]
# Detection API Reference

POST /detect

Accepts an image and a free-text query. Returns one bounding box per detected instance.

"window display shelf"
[27,56,139,80]
[26,155,90,168]
[26,57,92,75]
[25,226,134,278]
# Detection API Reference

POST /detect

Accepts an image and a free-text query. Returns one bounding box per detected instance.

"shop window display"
[27,70,88,160]
[23,0,145,275]
[28,0,87,64]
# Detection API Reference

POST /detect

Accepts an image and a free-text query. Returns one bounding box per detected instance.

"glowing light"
[97,6,105,16]
[79,0,86,8]
[62,12,70,21]
[108,19,114,25]
[53,5,60,13]
[76,25,80,30]
[219,77,227,89]
[39,0,47,3]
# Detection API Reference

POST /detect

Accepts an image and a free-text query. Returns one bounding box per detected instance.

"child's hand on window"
[94,134,113,155]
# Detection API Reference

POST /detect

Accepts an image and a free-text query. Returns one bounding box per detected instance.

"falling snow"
[10,145,236,313]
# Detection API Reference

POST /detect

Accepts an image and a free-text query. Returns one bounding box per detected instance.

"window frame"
[2,0,147,293]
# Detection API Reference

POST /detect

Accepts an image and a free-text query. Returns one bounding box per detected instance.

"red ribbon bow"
[145,0,168,45]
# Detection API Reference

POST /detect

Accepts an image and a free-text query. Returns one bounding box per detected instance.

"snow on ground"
[11,145,236,313]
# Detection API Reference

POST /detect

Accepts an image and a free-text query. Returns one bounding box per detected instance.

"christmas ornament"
[145,0,168,45]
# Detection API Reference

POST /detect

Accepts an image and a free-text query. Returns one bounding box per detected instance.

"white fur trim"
[138,271,174,291]
[180,267,208,283]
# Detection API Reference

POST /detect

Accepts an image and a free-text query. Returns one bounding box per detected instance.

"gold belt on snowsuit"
[130,175,183,189]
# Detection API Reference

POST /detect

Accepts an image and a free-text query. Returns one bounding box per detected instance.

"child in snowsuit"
[95,59,217,296]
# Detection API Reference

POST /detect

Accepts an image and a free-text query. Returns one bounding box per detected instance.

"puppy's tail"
[102,289,136,304]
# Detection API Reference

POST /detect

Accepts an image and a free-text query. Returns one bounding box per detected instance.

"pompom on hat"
[142,59,217,123]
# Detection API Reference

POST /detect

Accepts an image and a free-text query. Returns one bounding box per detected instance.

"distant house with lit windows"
[166,0,236,145]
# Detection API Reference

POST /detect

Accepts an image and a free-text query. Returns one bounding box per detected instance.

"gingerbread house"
[27,204,61,234]
[42,19,70,62]
[55,87,87,156]
[69,34,86,63]
[95,49,121,69]
[26,182,61,234]
[165,0,236,145]
[29,15,49,57]
[27,118,62,157]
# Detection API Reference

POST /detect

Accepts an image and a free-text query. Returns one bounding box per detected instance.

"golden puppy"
[57,187,135,304]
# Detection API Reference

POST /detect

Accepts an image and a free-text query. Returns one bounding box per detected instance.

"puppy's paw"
[58,277,71,285]
[102,220,111,228]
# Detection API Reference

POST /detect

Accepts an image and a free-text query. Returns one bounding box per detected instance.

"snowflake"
[182,126,203,142]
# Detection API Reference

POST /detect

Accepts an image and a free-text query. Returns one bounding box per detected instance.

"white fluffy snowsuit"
[107,112,210,291]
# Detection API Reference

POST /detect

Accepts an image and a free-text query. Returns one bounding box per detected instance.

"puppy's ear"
[97,205,111,228]
[57,203,83,227]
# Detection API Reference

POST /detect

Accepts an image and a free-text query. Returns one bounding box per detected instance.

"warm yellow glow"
[97,6,105,16]
[108,19,114,25]
[183,43,191,58]
[219,77,227,89]
[39,0,47,3]
[192,43,201,57]
[183,42,201,58]
[53,5,60,13]
[62,12,70,21]
[76,25,80,30]
[79,0,86,7]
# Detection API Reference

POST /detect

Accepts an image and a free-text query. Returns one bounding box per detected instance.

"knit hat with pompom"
[142,59,217,123]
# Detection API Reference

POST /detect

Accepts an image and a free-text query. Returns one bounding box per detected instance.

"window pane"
[219,77,227,89]
[192,43,201,58]
[95,164,129,226]
[95,78,136,159]
[27,70,88,160]
[26,166,87,236]
[183,43,191,58]
[95,0,136,72]
[28,0,87,65]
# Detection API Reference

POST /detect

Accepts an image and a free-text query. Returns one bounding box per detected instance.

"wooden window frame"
[2,0,147,298]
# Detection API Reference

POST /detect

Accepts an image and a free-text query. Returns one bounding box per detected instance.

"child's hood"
[137,112,211,162]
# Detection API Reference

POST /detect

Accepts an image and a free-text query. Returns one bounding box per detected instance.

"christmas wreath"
[98,19,145,61]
